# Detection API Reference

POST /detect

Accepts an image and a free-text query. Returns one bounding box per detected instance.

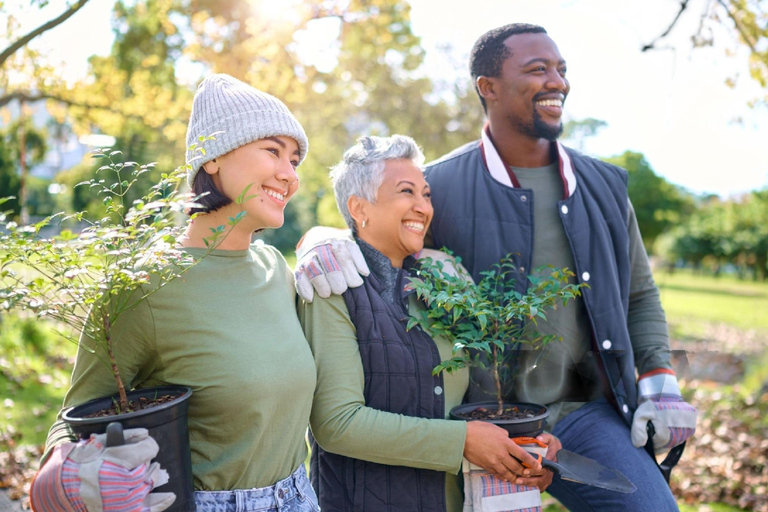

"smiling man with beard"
[294,22,698,512]
[422,23,695,511]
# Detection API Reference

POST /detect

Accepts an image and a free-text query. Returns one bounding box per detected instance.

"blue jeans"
[194,465,320,512]
[547,400,679,511]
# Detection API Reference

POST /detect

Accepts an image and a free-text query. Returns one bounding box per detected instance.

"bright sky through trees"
[11,0,768,198]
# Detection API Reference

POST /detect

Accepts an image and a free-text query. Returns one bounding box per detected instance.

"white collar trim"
[480,127,578,198]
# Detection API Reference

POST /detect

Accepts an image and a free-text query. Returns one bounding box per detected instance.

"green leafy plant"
[0,144,244,412]
[407,252,586,417]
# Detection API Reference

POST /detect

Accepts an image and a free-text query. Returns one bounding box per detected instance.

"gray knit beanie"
[185,73,309,186]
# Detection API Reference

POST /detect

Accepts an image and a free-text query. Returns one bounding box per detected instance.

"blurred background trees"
[0,0,766,265]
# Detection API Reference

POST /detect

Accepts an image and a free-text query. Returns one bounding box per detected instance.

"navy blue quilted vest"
[425,141,637,423]
[309,266,449,512]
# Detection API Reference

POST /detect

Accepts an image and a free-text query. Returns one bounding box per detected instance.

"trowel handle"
[512,436,547,468]
[105,422,125,447]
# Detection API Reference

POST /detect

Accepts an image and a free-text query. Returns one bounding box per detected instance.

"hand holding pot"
[30,428,175,512]
[463,421,542,481]
[631,369,697,453]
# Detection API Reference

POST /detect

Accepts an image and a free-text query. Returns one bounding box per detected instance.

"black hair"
[187,164,232,216]
[469,23,547,112]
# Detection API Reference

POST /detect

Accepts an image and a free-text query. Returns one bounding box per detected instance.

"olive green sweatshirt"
[44,242,317,491]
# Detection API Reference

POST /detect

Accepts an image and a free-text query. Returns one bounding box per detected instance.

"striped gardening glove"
[30,428,175,512]
[294,228,369,302]
[631,369,698,454]
[462,440,546,512]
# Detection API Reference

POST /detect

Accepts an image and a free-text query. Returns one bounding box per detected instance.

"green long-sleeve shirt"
[44,242,317,490]
[299,291,469,512]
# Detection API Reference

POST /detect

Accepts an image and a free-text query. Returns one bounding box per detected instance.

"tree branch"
[0,0,91,67]
[717,0,762,59]
[0,90,186,125]
[642,0,692,52]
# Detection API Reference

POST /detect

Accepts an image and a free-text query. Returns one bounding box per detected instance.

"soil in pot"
[83,392,183,418]
[450,401,549,438]
[455,404,546,421]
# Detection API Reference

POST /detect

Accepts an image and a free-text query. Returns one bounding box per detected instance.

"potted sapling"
[0,142,246,512]
[408,251,585,437]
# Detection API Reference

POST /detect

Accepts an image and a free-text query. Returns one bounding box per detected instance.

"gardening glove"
[415,248,473,283]
[30,428,175,512]
[294,227,369,302]
[631,369,698,454]
[462,440,546,512]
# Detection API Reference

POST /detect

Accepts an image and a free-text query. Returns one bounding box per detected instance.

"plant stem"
[492,344,503,416]
[103,313,128,411]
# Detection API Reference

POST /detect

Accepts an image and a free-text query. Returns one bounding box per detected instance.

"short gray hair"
[330,135,425,230]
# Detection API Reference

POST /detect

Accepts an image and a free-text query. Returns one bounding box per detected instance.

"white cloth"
[461,443,546,512]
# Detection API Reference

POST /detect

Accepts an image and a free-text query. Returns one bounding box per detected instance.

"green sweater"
[299,292,469,512]
[45,242,317,491]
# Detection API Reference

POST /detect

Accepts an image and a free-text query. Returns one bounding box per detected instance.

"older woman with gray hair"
[299,134,553,512]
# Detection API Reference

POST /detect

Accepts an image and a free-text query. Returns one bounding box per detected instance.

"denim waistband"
[194,465,317,512]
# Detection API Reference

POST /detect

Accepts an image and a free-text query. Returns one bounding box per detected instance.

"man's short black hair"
[470,23,548,112]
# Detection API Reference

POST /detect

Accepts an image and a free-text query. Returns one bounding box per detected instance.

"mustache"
[532,92,567,103]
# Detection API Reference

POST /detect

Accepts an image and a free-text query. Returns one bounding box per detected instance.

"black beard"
[512,107,563,141]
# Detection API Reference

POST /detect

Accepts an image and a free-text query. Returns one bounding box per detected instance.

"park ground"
[1,269,767,511]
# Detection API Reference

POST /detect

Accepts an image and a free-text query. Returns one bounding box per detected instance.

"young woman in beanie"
[30,74,320,512]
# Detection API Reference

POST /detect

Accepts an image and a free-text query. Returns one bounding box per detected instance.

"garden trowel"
[538,449,637,493]
[514,437,637,493]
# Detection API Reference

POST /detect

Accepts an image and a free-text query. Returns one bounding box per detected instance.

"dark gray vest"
[309,265,448,512]
[424,141,636,423]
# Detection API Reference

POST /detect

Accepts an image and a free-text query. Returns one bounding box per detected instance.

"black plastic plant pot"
[62,385,195,512]
[450,402,549,438]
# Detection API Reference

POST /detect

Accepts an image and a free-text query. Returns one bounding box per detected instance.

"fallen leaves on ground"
[0,427,41,510]
[672,382,768,511]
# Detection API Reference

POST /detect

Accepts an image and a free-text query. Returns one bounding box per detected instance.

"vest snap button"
[520,195,527,202]
[622,404,629,414]
[561,205,569,215]
[434,386,443,395]
[602,339,612,350]
[519,266,525,273]
[582,271,590,282]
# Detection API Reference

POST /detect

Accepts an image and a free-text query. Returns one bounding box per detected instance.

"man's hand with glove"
[631,368,697,454]
[294,227,369,302]
[414,248,473,282]
[30,428,175,512]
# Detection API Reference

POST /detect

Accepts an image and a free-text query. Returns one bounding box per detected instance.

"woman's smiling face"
[352,158,433,267]
[205,136,300,230]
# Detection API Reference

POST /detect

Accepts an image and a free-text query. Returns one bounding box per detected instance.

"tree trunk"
[756,252,767,282]
[18,100,28,225]
[492,344,503,416]
[103,314,129,411]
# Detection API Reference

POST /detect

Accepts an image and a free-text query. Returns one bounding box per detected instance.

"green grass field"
[656,269,768,335]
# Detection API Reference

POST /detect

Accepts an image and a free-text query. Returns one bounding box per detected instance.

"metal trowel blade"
[543,449,637,494]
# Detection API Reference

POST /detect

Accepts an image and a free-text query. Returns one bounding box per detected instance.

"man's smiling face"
[490,32,569,141]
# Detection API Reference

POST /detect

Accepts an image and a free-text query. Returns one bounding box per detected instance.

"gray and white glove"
[631,369,697,454]
[415,248,473,282]
[294,227,369,302]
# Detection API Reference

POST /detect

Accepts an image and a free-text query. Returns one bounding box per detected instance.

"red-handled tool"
[512,436,637,494]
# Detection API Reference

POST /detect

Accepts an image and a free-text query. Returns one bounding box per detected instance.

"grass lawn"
[0,315,74,446]
[655,269,768,337]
